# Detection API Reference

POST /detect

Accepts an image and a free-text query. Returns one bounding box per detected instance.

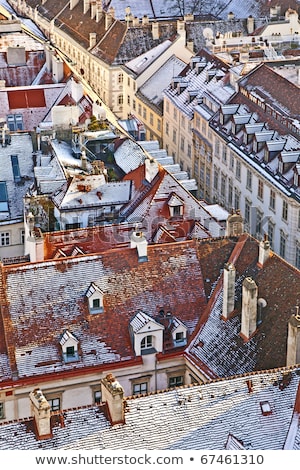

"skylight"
[0,182,8,212]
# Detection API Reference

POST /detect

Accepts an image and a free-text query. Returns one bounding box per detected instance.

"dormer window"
[60,330,79,363]
[168,193,184,218]
[129,311,164,356]
[171,317,188,347]
[86,283,104,314]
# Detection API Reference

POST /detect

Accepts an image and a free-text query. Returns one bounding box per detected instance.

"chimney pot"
[29,389,52,440]
[287,307,300,366]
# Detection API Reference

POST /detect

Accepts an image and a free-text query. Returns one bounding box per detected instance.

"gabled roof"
[0,366,299,449]
[1,234,299,385]
[130,310,164,333]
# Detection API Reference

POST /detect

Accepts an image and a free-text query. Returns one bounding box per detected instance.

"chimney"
[90,0,96,19]
[70,0,80,10]
[240,277,258,341]
[152,22,159,40]
[105,9,114,30]
[29,389,52,440]
[257,234,270,268]
[101,373,125,425]
[83,0,90,15]
[247,15,255,34]
[142,15,149,25]
[177,20,186,39]
[81,150,87,170]
[145,157,159,183]
[286,307,300,366]
[52,55,64,83]
[130,229,148,262]
[89,32,97,49]
[228,12,235,21]
[222,262,236,320]
[95,0,103,22]
[25,212,44,263]
[226,210,244,237]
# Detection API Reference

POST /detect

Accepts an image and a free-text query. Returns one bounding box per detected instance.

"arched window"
[141,335,153,350]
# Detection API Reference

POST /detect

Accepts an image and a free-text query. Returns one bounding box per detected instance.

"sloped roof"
[0,238,210,382]
[1,234,299,385]
[0,366,299,449]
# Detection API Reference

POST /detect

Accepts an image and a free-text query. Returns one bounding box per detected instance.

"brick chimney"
[286,307,300,366]
[222,262,236,320]
[101,373,125,425]
[240,277,258,341]
[130,229,148,262]
[29,388,52,440]
[257,234,270,268]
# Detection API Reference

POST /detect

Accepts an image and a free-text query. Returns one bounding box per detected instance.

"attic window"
[260,401,272,416]
[86,283,104,314]
[60,330,79,363]
[168,194,184,217]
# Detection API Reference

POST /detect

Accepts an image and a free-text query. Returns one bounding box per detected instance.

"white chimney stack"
[101,373,124,425]
[222,262,236,320]
[258,234,270,268]
[130,229,148,262]
[29,389,52,440]
[286,307,300,366]
[145,157,159,183]
[240,277,258,341]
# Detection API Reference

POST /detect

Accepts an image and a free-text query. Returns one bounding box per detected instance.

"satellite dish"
[203,27,213,40]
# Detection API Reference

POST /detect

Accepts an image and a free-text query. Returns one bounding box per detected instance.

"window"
[269,190,276,211]
[221,174,226,198]
[7,114,23,131]
[180,137,185,152]
[0,402,4,419]
[234,189,240,211]
[222,144,227,164]
[141,335,153,351]
[173,108,177,120]
[169,376,184,388]
[228,179,233,207]
[118,94,123,105]
[157,119,161,131]
[60,330,79,363]
[11,155,21,183]
[187,144,191,158]
[143,107,146,119]
[246,169,252,191]
[282,200,288,221]
[20,229,25,244]
[0,182,9,212]
[235,161,241,180]
[181,115,185,128]
[118,73,123,84]
[172,129,177,144]
[258,180,263,200]
[138,103,142,116]
[214,167,219,191]
[133,382,148,395]
[244,199,251,225]
[280,231,287,258]
[165,122,169,136]
[127,95,130,105]
[256,209,263,237]
[48,397,60,411]
[150,112,153,126]
[0,232,10,246]
[94,390,102,404]
[132,99,136,110]
[268,220,275,249]
[229,152,234,171]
